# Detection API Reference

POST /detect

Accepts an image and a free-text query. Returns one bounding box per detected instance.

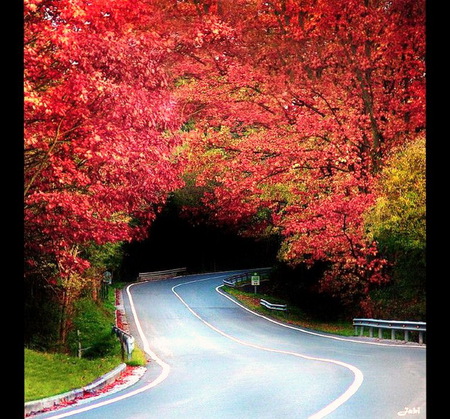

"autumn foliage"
[164,0,425,306]
[24,0,425,323]
[24,0,187,344]
[24,0,183,280]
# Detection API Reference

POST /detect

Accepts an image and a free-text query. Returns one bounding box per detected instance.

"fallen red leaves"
[115,289,129,333]
[26,290,137,417]
[26,365,142,417]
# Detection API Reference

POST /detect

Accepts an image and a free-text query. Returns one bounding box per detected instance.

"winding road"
[37,271,426,418]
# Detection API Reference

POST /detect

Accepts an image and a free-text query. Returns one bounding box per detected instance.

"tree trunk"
[58,289,69,350]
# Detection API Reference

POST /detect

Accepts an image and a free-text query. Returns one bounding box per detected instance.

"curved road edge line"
[216,285,425,349]
[172,277,364,419]
[43,282,171,419]
[125,282,171,386]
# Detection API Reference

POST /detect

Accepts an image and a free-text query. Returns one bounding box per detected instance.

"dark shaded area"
[119,203,280,281]
[118,203,348,320]
[118,201,349,320]
[266,262,348,321]
[24,277,61,352]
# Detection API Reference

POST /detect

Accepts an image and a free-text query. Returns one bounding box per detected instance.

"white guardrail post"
[112,326,135,360]
[353,318,426,344]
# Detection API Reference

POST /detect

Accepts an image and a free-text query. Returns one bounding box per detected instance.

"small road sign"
[251,274,260,286]
[251,273,260,294]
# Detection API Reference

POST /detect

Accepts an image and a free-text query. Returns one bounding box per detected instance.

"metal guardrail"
[260,299,287,311]
[222,268,272,288]
[353,318,426,344]
[138,267,187,281]
[222,269,287,311]
[112,326,135,360]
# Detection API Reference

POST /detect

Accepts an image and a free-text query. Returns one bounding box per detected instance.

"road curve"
[36,271,426,419]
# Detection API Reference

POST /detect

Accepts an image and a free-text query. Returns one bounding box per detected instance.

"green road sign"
[251,273,260,286]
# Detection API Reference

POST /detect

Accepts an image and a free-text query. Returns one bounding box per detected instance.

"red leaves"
[170,0,424,303]
[25,364,145,417]
[25,0,424,309]
[24,0,183,279]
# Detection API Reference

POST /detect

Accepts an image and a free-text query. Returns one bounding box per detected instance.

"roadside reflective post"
[112,326,135,361]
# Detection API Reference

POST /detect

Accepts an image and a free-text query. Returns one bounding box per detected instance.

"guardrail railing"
[260,299,287,311]
[222,268,272,288]
[353,318,426,344]
[112,326,135,360]
[138,267,187,282]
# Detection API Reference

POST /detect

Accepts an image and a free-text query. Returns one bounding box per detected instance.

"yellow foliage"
[365,137,425,247]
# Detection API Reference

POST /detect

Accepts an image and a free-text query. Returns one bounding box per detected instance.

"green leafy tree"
[364,137,425,319]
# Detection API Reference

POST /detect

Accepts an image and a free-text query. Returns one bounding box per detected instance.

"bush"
[67,296,118,358]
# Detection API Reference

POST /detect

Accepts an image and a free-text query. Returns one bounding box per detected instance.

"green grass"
[25,284,147,403]
[24,348,122,402]
[221,285,355,337]
[127,346,147,367]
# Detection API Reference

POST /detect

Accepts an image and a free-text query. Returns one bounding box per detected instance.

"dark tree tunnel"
[119,202,280,282]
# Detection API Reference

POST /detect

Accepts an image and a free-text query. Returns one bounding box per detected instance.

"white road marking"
[42,273,370,418]
[216,286,425,348]
[42,282,171,419]
[171,277,364,419]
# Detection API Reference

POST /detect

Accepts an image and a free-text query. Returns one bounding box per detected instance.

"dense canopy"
[24,0,425,326]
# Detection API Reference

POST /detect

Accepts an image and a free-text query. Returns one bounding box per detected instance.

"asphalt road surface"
[36,271,426,419]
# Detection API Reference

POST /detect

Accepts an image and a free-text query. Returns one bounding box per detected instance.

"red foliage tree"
[24,0,183,280]
[24,0,426,317]
[160,0,425,310]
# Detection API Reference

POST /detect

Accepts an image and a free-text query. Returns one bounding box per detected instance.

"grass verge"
[221,285,355,337]
[25,284,146,403]
[24,348,122,402]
